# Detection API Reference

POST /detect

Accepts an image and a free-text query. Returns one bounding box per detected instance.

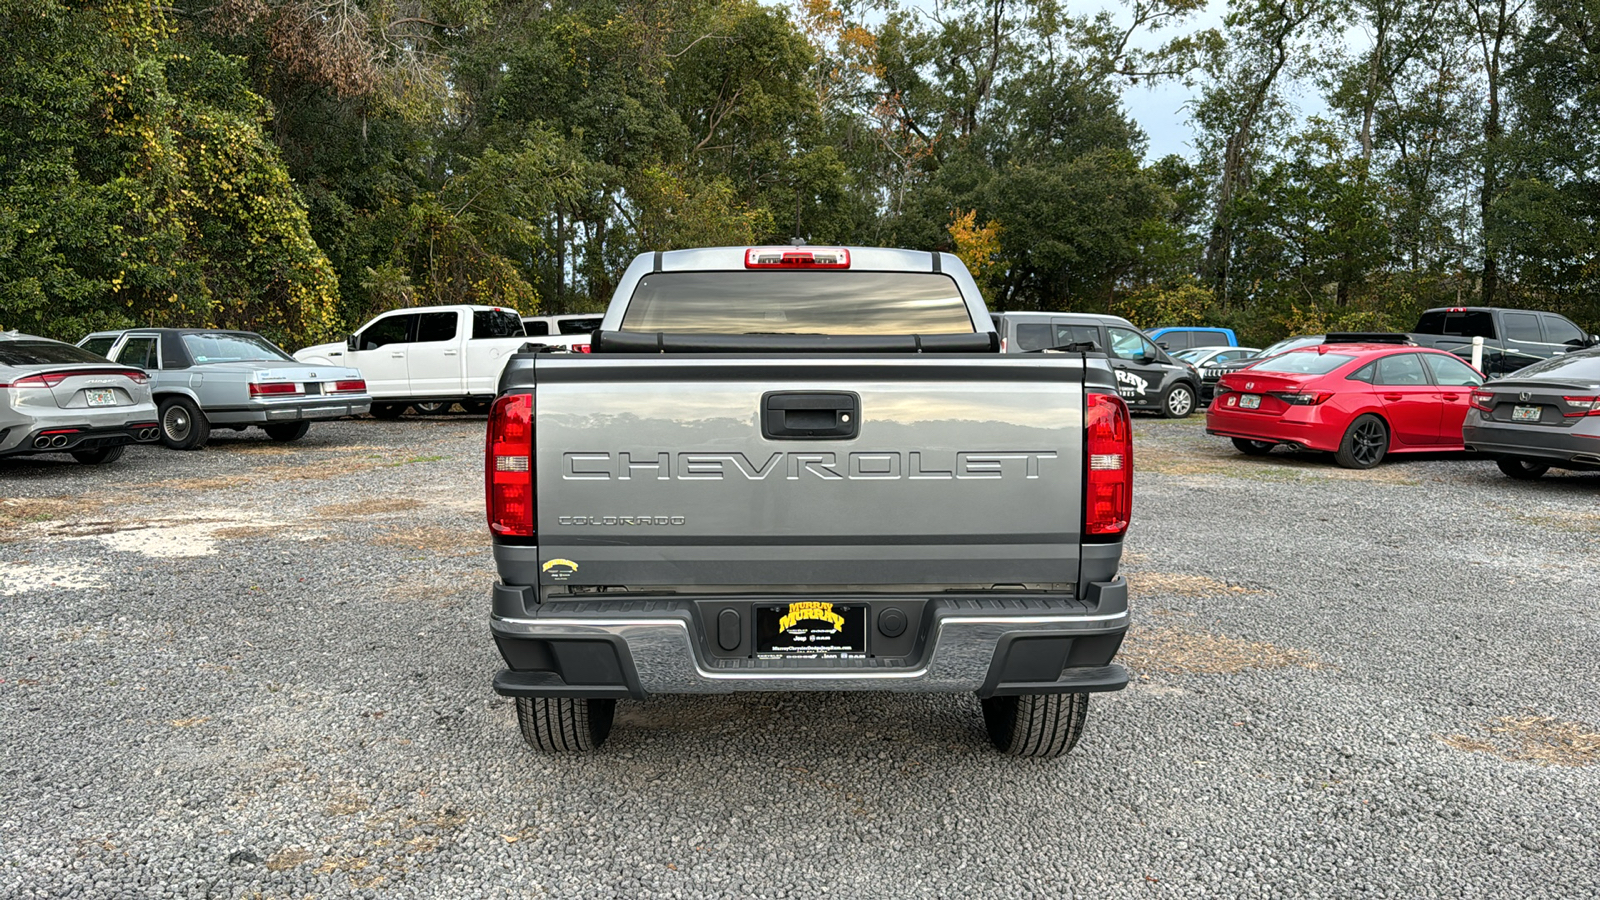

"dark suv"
[993,312,1203,417]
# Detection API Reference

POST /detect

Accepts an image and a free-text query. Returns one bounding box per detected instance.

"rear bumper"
[1205,406,1337,452]
[1462,420,1600,469]
[0,421,159,457]
[206,397,372,425]
[489,580,1130,699]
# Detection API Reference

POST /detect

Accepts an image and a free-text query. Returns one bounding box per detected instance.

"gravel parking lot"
[3,414,1598,899]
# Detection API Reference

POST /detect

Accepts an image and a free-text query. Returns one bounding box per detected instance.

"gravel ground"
[2,413,1597,899]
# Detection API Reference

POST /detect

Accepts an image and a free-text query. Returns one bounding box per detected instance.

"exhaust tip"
[33,436,51,449]
[50,435,70,448]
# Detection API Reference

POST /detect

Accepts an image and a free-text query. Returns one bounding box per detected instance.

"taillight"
[1271,391,1333,406]
[745,247,850,268]
[574,343,593,354]
[1562,395,1600,417]
[487,393,535,538]
[10,373,68,388]
[1085,392,1132,539]
[125,371,149,384]
[249,382,301,396]
[332,379,367,393]
[1470,389,1494,411]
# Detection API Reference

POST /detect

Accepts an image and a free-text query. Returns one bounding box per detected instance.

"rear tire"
[157,397,209,450]
[981,693,1090,758]
[515,697,616,752]
[1231,437,1275,456]
[1497,458,1549,480]
[1334,414,1388,469]
[71,445,125,465]
[264,422,310,442]
[412,401,451,415]
[1161,383,1196,419]
[370,403,407,420]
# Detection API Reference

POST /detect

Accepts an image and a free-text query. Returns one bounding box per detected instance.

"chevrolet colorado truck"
[485,246,1132,757]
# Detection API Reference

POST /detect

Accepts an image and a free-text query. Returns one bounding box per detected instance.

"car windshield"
[1250,351,1355,375]
[620,271,975,334]
[1172,348,1209,362]
[1507,348,1600,381]
[182,333,292,363]
[0,339,111,366]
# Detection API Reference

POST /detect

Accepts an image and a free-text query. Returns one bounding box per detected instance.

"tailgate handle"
[761,391,860,440]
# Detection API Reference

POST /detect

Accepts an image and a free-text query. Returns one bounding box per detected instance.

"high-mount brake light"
[1562,395,1600,417]
[1084,392,1132,539]
[1470,389,1495,411]
[744,247,850,269]
[332,379,367,393]
[486,393,535,538]
[249,382,301,397]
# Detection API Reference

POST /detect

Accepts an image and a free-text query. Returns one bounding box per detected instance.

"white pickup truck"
[295,305,535,418]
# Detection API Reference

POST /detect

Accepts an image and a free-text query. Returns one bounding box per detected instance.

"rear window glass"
[1250,351,1355,375]
[182,333,292,363]
[1258,336,1322,357]
[557,317,602,335]
[1416,311,1495,338]
[1511,349,1600,381]
[0,340,109,366]
[620,272,974,334]
[1013,323,1054,351]
[522,319,551,336]
[472,309,525,339]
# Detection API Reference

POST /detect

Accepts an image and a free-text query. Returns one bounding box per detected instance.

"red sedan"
[1205,340,1485,468]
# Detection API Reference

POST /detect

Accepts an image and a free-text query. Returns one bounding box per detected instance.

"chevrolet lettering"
[486,245,1132,759]
[563,450,1060,481]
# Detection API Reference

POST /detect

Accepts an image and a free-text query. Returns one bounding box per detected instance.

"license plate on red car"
[85,389,116,407]
[1239,394,1261,409]
[1512,405,1541,422]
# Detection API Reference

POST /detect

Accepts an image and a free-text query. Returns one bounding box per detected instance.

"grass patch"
[1121,626,1321,675]
[1442,716,1600,767]
[374,525,479,554]
[1132,572,1261,598]
[1137,443,1422,485]
[382,454,449,466]
[265,848,314,872]
[0,497,100,531]
[318,498,423,518]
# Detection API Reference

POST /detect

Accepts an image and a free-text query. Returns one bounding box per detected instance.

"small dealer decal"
[541,558,579,580]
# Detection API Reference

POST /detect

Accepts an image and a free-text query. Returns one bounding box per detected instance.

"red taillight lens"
[248,382,301,396]
[11,373,68,387]
[1470,389,1494,411]
[332,379,367,393]
[125,371,149,384]
[744,247,850,268]
[1085,392,1132,539]
[1562,395,1600,417]
[487,393,535,538]
[574,343,592,354]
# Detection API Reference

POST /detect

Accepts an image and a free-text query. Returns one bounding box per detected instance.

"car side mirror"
[1590,334,1600,347]
[1156,341,1170,349]
[347,333,358,351]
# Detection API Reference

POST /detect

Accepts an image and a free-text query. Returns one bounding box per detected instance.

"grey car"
[0,332,159,464]
[78,329,372,450]
[1462,345,1600,479]
[992,311,1204,417]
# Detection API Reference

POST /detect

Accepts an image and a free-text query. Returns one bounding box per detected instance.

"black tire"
[462,399,491,415]
[515,697,616,752]
[370,403,407,420]
[412,401,451,415]
[1334,414,1388,469]
[1497,458,1550,480]
[263,421,310,442]
[1161,383,1196,418]
[71,444,125,465]
[981,693,1090,758]
[1231,437,1275,456]
[157,396,209,450]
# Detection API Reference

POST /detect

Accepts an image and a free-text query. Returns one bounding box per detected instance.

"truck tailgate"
[523,355,1088,590]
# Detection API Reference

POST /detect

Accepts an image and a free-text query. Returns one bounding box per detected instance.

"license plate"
[304,382,321,396]
[1239,394,1261,409]
[1512,405,1541,422]
[756,602,866,659]
[85,389,116,407]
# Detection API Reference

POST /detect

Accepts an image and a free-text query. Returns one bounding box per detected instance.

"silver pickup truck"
[485,246,1132,757]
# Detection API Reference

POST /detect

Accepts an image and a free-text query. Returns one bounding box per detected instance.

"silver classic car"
[1,332,159,464]
[78,329,371,450]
